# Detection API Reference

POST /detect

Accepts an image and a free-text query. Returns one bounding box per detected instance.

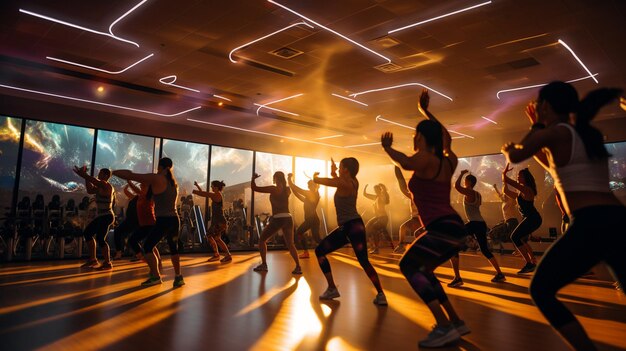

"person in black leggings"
[313,157,387,306]
[502,81,624,350]
[364,183,394,254]
[113,181,139,260]
[287,173,321,259]
[502,164,541,273]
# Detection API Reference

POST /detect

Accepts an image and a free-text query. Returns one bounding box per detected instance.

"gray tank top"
[463,190,484,222]
[334,180,360,225]
[95,187,114,217]
[153,179,178,217]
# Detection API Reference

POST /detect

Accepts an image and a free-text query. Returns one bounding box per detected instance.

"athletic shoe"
[80,259,99,268]
[299,251,310,259]
[491,273,506,283]
[140,275,162,286]
[419,324,461,348]
[373,292,388,306]
[220,255,232,263]
[447,277,464,288]
[207,255,221,262]
[292,266,302,275]
[253,263,268,272]
[319,287,340,300]
[393,245,405,254]
[173,275,185,288]
[95,262,113,271]
[452,320,471,336]
[368,248,379,254]
[517,263,537,274]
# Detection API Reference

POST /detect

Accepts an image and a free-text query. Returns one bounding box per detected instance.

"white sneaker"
[319,287,340,300]
[373,292,388,306]
[418,324,461,348]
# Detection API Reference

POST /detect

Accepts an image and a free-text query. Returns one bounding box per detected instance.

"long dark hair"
[416,120,444,159]
[538,82,622,160]
[158,157,177,188]
[274,171,291,196]
[519,168,537,196]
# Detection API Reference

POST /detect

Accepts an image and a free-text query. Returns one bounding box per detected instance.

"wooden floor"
[1,249,625,351]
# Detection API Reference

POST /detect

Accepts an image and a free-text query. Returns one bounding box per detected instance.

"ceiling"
[1,0,625,160]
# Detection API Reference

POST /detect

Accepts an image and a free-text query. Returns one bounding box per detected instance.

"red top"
[136,195,156,227]
[408,158,460,227]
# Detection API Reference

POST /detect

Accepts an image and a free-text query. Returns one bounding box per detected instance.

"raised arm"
[112,170,159,185]
[251,173,278,194]
[362,184,377,201]
[394,166,411,199]
[73,166,110,194]
[501,163,526,198]
[127,180,140,194]
[123,185,135,199]
[287,174,307,202]
[418,90,453,157]
[381,132,419,171]
[454,170,474,197]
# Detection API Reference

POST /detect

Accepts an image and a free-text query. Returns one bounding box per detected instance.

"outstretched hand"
[460,169,469,175]
[503,163,513,174]
[313,172,320,181]
[330,158,337,174]
[73,165,88,177]
[501,142,517,155]
[381,132,393,148]
[525,101,538,124]
[418,89,430,111]
[252,173,261,180]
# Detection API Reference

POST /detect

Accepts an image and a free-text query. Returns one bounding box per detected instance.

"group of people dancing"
[72,80,624,349]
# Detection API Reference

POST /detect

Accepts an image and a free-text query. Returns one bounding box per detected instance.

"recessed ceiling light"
[331,94,368,107]
[19,0,147,47]
[0,83,201,117]
[159,75,200,93]
[229,22,313,63]
[97,86,105,93]
[558,39,598,84]
[267,0,391,64]
[218,101,224,107]
[350,83,453,101]
[47,53,154,75]
[388,1,492,34]
[496,73,599,99]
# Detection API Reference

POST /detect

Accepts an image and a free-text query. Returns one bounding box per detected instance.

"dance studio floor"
[1,250,624,351]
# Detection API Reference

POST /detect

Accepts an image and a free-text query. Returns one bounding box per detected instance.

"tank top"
[211,194,226,224]
[549,123,610,194]
[517,195,539,218]
[303,192,320,219]
[499,193,519,221]
[463,190,484,222]
[409,158,459,227]
[136,195,156,226]
[95,186,114,217]
[334,179,360,225]
[153,180,178,217]
[269,186,290,215]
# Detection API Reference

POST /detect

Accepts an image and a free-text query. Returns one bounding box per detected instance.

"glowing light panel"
[558,39,598,84]
[229,22,313,63]
[19,0,147,48]
[267,0,392,63]
[388,1,492,34]
[331,93,368,106]
[0,83,201,117]
[350,83,453,101]
[47,53,154,75]
[159,75,200,93]
[496,73,599,99]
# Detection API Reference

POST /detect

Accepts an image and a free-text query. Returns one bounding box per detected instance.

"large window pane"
[18,120,94,210]
[253,152,293,217]
[210,146,253,249]
[161,139,209,214]
[95,130,154,211]
[607,141,626,204]
[0,117,22,214]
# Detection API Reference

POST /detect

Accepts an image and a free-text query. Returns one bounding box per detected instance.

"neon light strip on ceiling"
[449,130,474,139]
[376,115,473,139]
[159,75,200,93]
[47,53,154,75]
[255,93,303,116]
[19,0,147,48]
[496,73,599,99]
[331,93,368,106]
[481,116,497,124]
[229,22,313,63]
[314,134,343,140]
[267,0,392,63]
[558,39,598,84]
[350,83,454,101]
[344,142,380,148]
[388,1,492,34]
[213,94,232,102]
[0,83,201,117]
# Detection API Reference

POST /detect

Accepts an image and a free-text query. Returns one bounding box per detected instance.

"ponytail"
[575,88,622,159]
[520,168,537,196]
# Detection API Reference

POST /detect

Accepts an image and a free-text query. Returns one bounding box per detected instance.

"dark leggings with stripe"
[510,213,542,247]
[530,205,626,328]
[315,217,383,293]
[399,215,467,304]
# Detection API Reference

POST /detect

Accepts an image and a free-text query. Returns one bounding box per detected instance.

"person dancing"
[382,90,470,347]
[364,183,394,254]
[73,166,115,270]
[449,170,505,287]
[113,181,139,260]
[113,157,184,287]
[287,173,321,259]
[502,164,542,273]
[126,181,162,269]
[393,166,423,254]
[502,81,624,350]
[193,180,232,263]
[313,157,387,305]
[251,171,301,274]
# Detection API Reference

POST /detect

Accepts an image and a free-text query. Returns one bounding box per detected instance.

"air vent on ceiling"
[374,62,403,73]
[372,35,400,48]
[270,47,303,59]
